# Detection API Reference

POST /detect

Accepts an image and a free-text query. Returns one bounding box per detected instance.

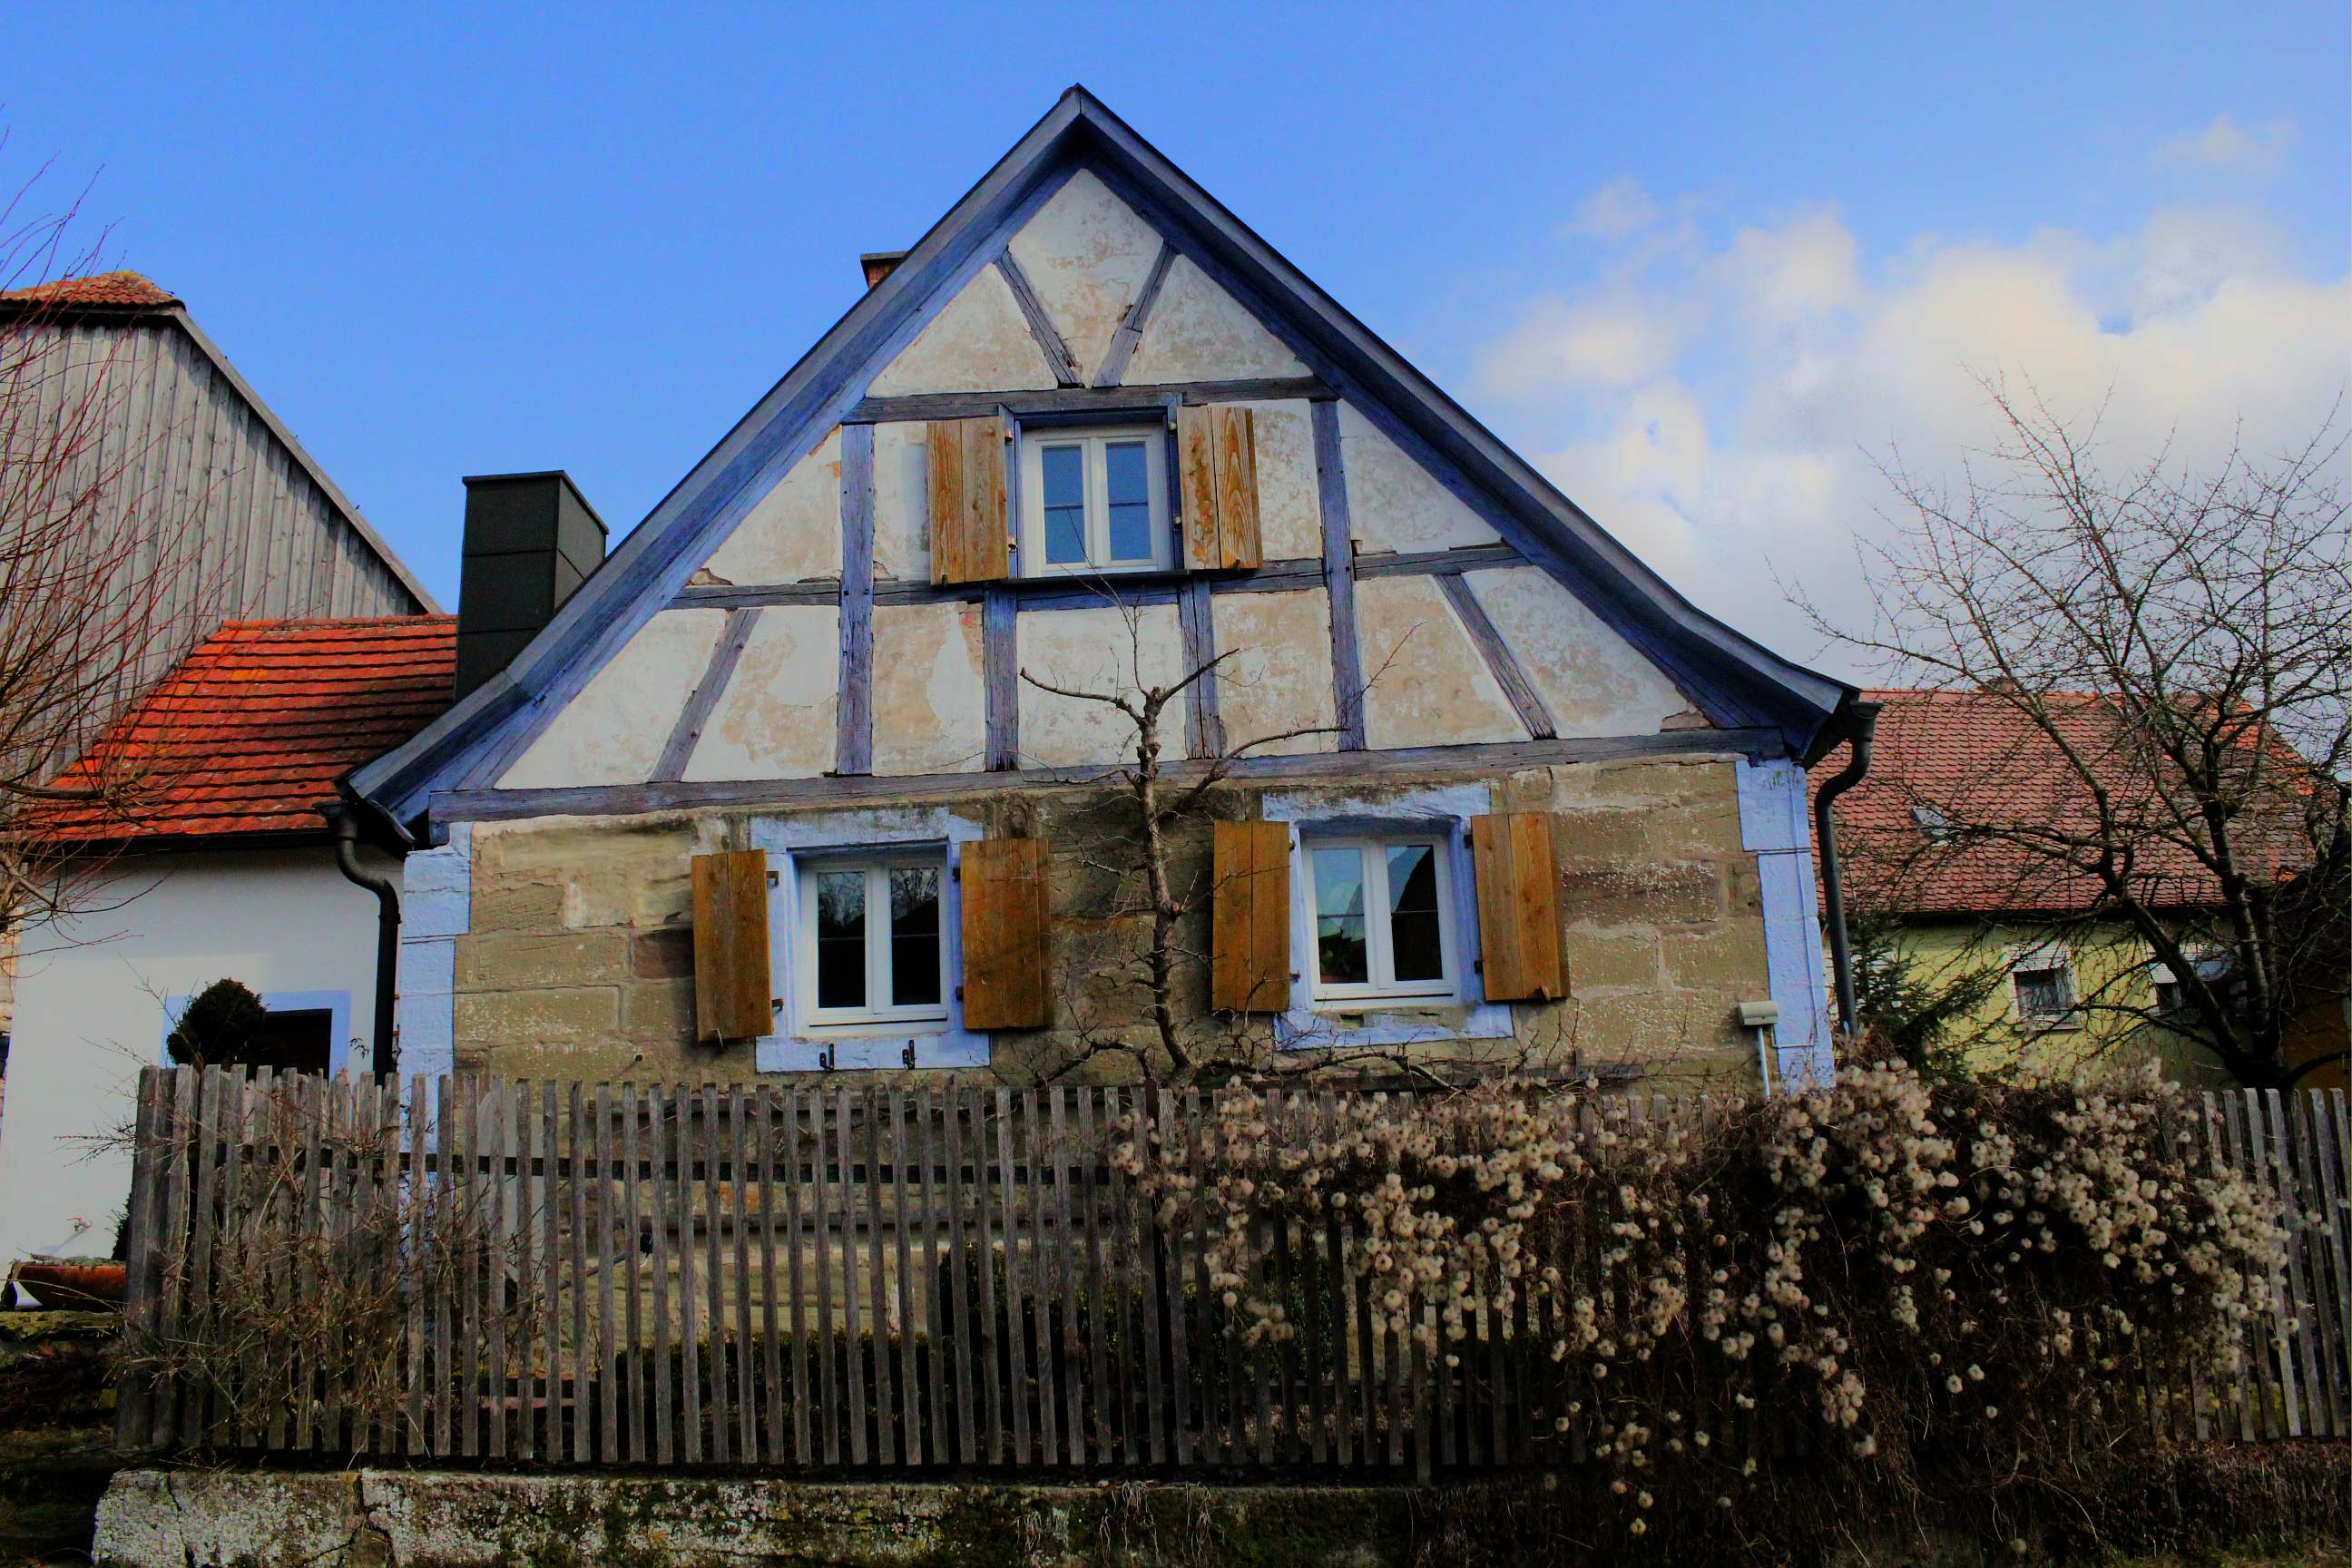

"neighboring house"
[351,90,1866,1097]
[1814,688,2348,1088]
[0,617,454,1270]
[0,270,439,1038]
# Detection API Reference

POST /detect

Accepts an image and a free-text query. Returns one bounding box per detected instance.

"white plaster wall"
[869,267,1058,397]
[1210,588,1337,755]
[501,610,727,789]
[1338,403,1502,555]
[1465,566,1690,738]
[1355,574,1525,750]
[702,428,842,586]
[685,604,840,780]
[1122,255,1308,385]
[873,422,933,583]
[1016,604,1189,769]
[1235,400,1323,560]
[1006,171,1163,385]
[872,602,986,776]
[0,848,397,1269]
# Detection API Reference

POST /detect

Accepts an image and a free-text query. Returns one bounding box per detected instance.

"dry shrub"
[1126,1056,2294,1549]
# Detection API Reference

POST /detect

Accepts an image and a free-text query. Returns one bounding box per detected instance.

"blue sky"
[8,3,2347,667]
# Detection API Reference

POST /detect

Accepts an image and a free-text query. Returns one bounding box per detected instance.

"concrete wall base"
[93,1466,1416,1567]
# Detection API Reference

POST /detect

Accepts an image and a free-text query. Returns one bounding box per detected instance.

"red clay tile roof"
[1811,688,2251,917]
[32,617,456,844]
[0,270,181,309]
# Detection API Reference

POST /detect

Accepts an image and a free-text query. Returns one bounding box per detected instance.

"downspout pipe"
[325,802,400,1076]
[1812,700,1881,1036]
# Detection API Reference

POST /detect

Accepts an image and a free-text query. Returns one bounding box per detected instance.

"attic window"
[1018,425,1171,574]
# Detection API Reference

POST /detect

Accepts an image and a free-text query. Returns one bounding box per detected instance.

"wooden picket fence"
[114,1069,2351,1473]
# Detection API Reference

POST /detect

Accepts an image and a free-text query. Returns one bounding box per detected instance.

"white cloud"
[1475,180,2351,680]
[1561,177,1662,241]
[2159,114,2297,175]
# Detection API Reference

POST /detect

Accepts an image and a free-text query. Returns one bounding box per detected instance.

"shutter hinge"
[954,985,965,1002]
[768,871,779,887]
[903,1042,917,1070]
[1474,958,1485,975]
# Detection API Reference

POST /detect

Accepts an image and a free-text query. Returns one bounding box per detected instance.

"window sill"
[1276,999,1514,1052]
[756,1031,988,1073]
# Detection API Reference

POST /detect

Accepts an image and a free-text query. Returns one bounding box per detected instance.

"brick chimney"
[860,250,908,290]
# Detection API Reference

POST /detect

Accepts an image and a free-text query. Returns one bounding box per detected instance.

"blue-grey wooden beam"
[439,727,1792,825]
[1435,572,1557,741]
[1177,575,1225,758]
[995,250,1083,387]
[653,605,760,781]
[834,423,877,776]
[1310,399,1369,751]
[1092,241,1178,389]
[984,587,1019,770]
[844,377,1328,425]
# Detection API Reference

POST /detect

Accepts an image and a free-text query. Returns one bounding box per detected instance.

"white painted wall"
[0,846,397,1271]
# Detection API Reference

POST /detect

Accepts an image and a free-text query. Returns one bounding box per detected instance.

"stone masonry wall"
[448,755,1772,1089]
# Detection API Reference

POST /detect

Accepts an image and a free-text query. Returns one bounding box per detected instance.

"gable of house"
[356,90,1847,833]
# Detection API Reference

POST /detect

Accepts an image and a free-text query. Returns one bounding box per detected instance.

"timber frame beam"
[435,727,1788,827]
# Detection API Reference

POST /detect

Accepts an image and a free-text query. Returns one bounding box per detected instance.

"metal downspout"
[1813,701,1881,1036]
[326,804,401,1076]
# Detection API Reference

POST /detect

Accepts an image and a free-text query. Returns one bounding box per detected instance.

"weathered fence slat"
[894,1089,923,1468]
[648,1083,677,1466]
[868,1087,897,1465]
[787,1087,813,1465]
[758,1084,786,1465]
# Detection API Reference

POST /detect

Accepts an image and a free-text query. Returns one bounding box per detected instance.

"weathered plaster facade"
[359,92,1854,1096]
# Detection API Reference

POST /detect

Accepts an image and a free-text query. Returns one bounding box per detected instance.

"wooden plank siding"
[113,1073,2352,1475]
[0,315,430,750]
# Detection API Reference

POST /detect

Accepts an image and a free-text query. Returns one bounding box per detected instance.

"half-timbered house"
[352,89,1866,1093]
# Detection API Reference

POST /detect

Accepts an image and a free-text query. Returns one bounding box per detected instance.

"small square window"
[2012,955,2075,1025]
[1018,425,1171,574]
[1304,834,1456,1006]
[795,852,951,1036]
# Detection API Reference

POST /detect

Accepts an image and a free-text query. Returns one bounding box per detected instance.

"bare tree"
[0,149,199,935]
[1800,377,2349,1087]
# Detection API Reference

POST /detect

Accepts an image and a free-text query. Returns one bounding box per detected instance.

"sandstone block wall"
[448,755,1775,1088]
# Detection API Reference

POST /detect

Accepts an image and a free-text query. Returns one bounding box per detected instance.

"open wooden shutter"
[691,850,771,1041]
[927,415,1010,584]
[1210,819,1291,1012]
[1470,812,1565,1003]
[958,837,1051,1029]
[1178,404,1262,571]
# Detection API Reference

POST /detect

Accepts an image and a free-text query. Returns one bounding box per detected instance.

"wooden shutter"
[1469,812,1565,1003]
[1210,819,1292,1013]
[691,850,772,1042]
[927,415,1010,584]
[1178,404,1262,571]
[958,837,1051,1029]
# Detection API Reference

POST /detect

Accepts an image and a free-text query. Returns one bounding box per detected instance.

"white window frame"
[1301,831,1459,1008]
[793,850,952,1037]
[2009,946,2078,1030]
[1016,423,1172,575]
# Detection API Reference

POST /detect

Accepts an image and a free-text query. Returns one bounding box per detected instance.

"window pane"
[814,869,867,1009]
[1312,847,1369,985]
[1104,440,1152,561]
[1041,445,1086,564]
[1386,843,1445,983]
[888,867,942,1008]
[2015,965,2071,1017]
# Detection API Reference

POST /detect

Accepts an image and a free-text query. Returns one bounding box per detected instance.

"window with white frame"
[1017,424,1171,574]
[795,852,950,1035]
[2010,947,2076,1026]
[1304,834,1456,1005]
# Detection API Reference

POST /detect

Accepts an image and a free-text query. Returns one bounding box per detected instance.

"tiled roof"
[32,618,456,844]
[0,270,181,309]
[1811,689,2261,917]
